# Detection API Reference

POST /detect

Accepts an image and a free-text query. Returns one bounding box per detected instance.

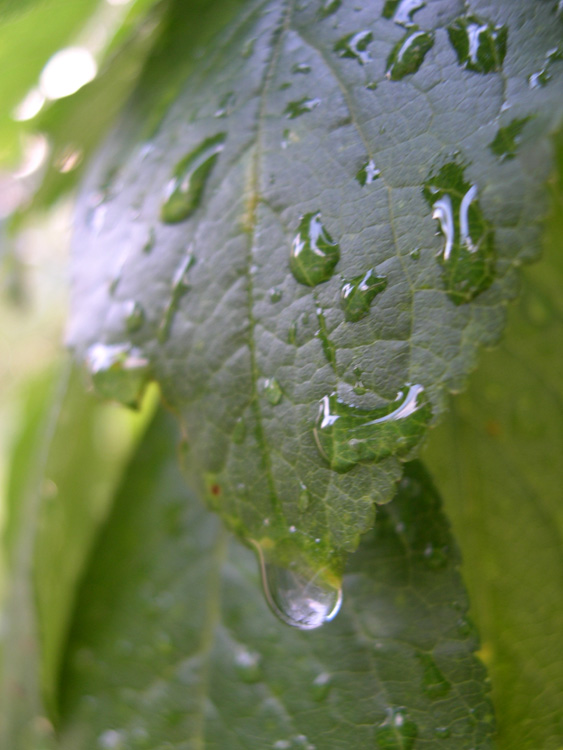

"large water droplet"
[254,545,342,630]
[382,0,425,26]
[447,15,508,73]
[290,212,340,286]
[386,28,434,79]
[86,343,150,408]
[341,269,387,321]
[285,97,321,118]
[160,133,225,223]
[263,377,283,405]
[418,653,451,699]
[356,159,381,186]
[314,384,432,472]
[423,162,496,304]
[375,708,418,750]
[124,300,145,333]
[334,30,373,65]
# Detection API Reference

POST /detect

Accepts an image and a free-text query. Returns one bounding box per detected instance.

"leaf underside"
[68,0,563,570]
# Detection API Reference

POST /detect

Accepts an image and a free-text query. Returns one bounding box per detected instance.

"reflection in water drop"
[334,30,373,65]
[160,133,225,223]
[86,343,150,408]
[290,212,340,286]
[375,708,418,750]
[423,162,496,304]
[356,159,381,185]
[382,0,425,26]
[253,544,342,630]
[341,269,387,321]
[314,384,432,472]
[284,97,321,118]
[447,15,508,73]
[386,28,434,80]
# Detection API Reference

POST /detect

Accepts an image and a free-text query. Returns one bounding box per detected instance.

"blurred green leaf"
[57,411,494,749]
[423,132,563,749]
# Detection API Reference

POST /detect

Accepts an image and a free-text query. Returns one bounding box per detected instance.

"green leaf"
[67,0,563,597]
[423,132,563,749]
[0,360,156,746]
[57,410,494,749]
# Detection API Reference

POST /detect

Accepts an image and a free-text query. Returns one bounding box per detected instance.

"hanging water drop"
[340,269,387,321]
[253,544,342,630]
[356,159,381,185]
[375,708,418,750]
[85,343,150,408]
[386,28,434,80]
[290,212,340,286]
[160,133,226,223]
[285,97,321,118]
[334,30,373,65]
[447,15,508,73]
[423,162,496,304]
[314,383,432,472]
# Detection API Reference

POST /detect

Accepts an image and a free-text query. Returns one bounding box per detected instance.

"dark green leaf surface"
[423,134,563,750]
[58,411,494,749]
[68,0,563,577]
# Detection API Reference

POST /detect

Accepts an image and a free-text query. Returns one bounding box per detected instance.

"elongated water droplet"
[161,133,225,223]
[234,647,262,683]
[312,672,332,701]
[288,320,298,345]
[214,91,235,118]
[356,159,380,185]
[320,0,341,17]
[285,97,321,119]
[86,343,150,408]
[290,212,340,286]
[386,28,434,80]
[341,269,387,322]
[254,544,342,630]
[528,44,563,88]
[315,307,337,369]
[375,708,418,750]
[489,117,531,160]
[334,30,373,65]
[314,384,432,472]
[298,484,311,512]
[447,15,508,73]
[158,254,196,342]
[232,416,246,444]
[382,0,425,26]
[423,162,496,304]
[418,653,451,699]
[291,62,311,74]
[263,377,283,405]
[124,300,144,333]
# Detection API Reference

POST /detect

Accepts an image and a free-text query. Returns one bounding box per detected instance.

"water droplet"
[285,97,321,118]
[214,91,235,118]
[160,133,225,223]
[234,647,262,683]
[124,300,145,332]
[409,247,420,260]
[269,286,283,303]
[375,708,418,750]
[447,15,508,73]
[315,307,337,369]
[241,37,256,59]
[423,162,496,304]
[312,672,332,701]
[320,0,341,18]
[341,269,387,322]
[254,544,342,630]
[142,227,155,254]
[528,44,563,88]
[434,727,451,739]
[334,30,373,65]
[423,543,448,569]
[386,28,434,80]
[382,0,425,26]
[291,62,311,74]
[263,377,283,405]
[232,416,246,444]
[158,253,196,342]
[418,653,451,699]
[298,484,311,512]
[288,320,298,345]
[314,383,432,472]
[489,117,531,161]
[290,212,340,286]
[356,159,381,185]
[366,80,378,90]
[86,343,150,408]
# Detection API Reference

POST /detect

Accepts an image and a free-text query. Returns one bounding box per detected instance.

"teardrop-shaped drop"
[340,269,387,321]
[160,133,225,223]
[290,212,340,286]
